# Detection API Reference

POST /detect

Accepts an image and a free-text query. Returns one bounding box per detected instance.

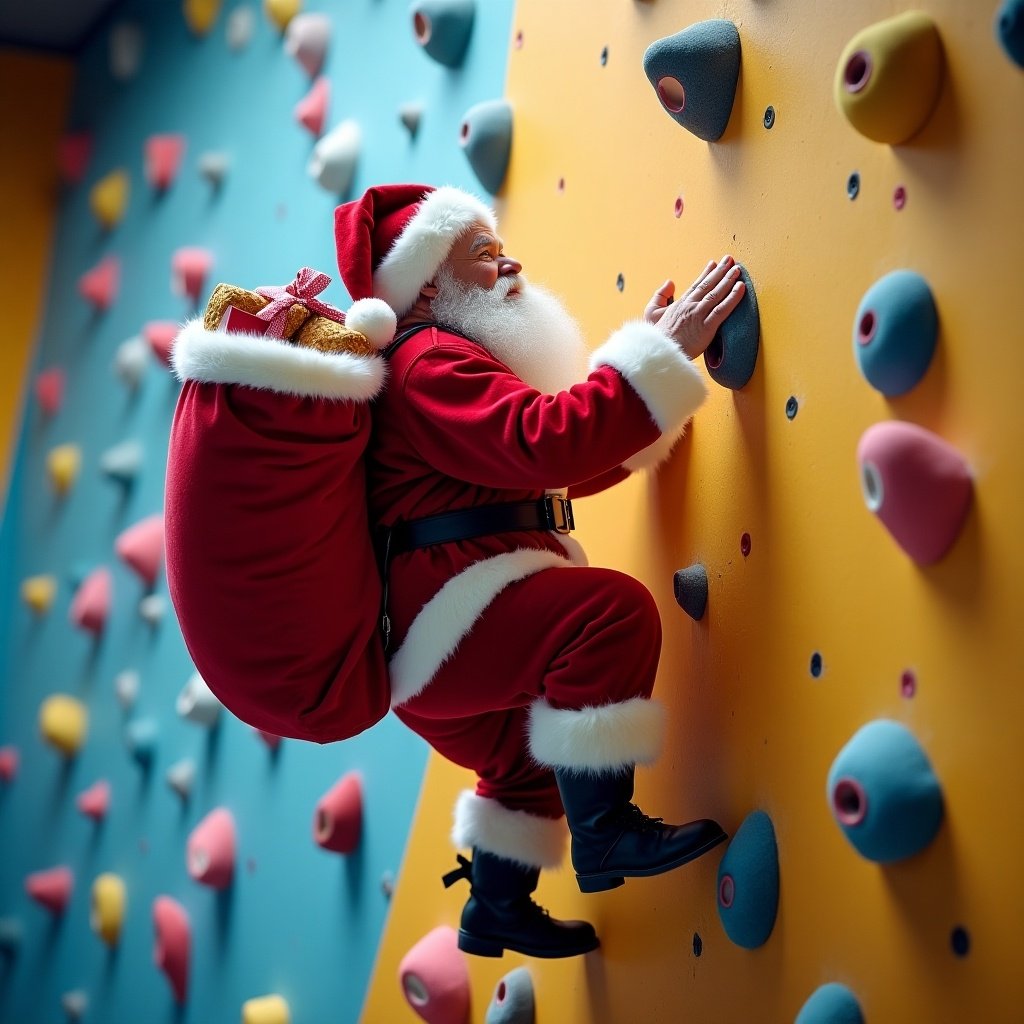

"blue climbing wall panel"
[0,1,515,1021]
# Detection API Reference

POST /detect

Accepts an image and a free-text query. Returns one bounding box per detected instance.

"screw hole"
[847,171,860,200]
[763,105,775,129]
[785,396,798,420]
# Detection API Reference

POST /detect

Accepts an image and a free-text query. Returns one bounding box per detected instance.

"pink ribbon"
[255,266,346,338]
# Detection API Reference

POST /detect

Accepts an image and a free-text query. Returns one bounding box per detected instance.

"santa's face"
[429,226,590,396]
[443,221,523,295]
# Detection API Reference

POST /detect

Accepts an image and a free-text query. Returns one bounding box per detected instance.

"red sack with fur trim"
[164,268,397,742]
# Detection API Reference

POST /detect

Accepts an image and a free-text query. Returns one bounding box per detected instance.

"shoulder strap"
[383,321,437,361]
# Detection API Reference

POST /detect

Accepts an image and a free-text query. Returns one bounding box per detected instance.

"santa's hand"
[644,256,745,360]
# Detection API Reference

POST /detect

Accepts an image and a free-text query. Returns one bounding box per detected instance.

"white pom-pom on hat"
[346,298,397,350]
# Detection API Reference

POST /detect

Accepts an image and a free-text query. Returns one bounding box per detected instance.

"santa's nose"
[498,255,522,276]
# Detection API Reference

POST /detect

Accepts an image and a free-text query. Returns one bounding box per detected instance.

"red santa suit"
[336,185,710,870]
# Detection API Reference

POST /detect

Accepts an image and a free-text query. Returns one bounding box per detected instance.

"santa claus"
[333,183,747,959]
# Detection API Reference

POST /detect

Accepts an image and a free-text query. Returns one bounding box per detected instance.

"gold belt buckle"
[545,495,575,535]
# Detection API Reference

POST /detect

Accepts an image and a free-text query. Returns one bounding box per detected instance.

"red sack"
[164,274,397,742]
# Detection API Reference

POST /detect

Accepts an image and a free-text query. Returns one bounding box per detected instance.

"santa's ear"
[420,281,439,300]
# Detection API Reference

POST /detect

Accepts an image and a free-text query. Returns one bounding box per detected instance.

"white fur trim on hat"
[590,320,708,470]
[171,319,386,401]
[345,297,396,350]
[373,185,497,317]
[452,791,567,869]
[528,696,666,774]
[388,548,571,708]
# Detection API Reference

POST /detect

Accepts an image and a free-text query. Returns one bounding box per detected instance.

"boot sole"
[575,829,729,893]
[457,929,601,959]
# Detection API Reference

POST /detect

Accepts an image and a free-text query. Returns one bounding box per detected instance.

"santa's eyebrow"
[468,233,503,254]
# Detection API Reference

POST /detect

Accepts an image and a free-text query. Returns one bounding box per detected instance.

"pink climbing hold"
[77,779,111,821]
[116,514,165,586]
[70,567,113,635]
[171,247,213,305]
[0,746,19,783]
[857,420,973,565]
[144,133,187,191]
[143,321,178,367]
[187,807,236,889]
[25,866,74,914]
[398,925,471,1024]
[35,368,66,416]
[313,771,362,854]
[295,76,330,137]
[153,896,191,1003]
[78,255,120,311]
[58,132,93,184]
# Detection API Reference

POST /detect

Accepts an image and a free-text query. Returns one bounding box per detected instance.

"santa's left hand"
[643,256,745,360]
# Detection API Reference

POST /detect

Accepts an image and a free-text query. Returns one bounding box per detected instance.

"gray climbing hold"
[309,120,361,195]
[704,264,759,390]
[399,101,424,137]
[643,20,741,142]
[100,439,143,486]
[673,564,708,620]
[485,966,535,1024]
[459,99,512,194]
[0,917,22,956]
[411,0,475,68]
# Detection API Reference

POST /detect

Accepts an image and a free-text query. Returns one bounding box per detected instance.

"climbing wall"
[0,2,513,1022]
[361,1,1024,1022]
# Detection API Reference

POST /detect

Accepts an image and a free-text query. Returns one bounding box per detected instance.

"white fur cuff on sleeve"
[589,321,708,469]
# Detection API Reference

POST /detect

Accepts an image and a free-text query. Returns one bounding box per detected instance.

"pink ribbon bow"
[255,266,346,338]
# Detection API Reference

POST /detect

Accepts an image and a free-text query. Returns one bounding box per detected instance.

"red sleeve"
[395,340,661,489]
[165,381,389,743]
[568,465,632,499]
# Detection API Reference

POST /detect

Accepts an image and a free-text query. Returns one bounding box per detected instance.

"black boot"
[554,767,727,893]
[442,851,600,959]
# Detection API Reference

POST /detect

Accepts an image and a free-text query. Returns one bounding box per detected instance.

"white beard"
[430,264,590,395]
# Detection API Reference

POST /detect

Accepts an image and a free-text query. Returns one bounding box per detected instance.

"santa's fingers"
[642,279,676,322]
[684,256,733,300]
[701,275,746,327]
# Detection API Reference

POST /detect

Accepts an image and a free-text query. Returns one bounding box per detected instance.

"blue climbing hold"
[996,0,1024,68]
[705,264,759,390]
[643,20,741,142]
[459,99,513,195]
[853,269,938,397]
[716,810,779,949]
[795,983,864,1024]
[485,966,535,1024]
[827,719,943,864]
[411,0,475,69]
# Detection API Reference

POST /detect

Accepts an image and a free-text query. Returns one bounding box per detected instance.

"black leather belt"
[387,495,575,556]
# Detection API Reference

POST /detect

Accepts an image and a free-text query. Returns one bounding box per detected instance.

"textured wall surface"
[361,1,1024,1022]
[0,2,513,1022]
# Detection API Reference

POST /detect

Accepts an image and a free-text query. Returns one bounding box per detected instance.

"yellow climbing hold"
[264,0,301,32]
[22,575,57,615]
[39,695,89,757]
[91,873,127,946]
[47,444,81,497]
[183,0,221,36]
[88,169,130,230]
[242,994,291,1024]
[834,11,944,145]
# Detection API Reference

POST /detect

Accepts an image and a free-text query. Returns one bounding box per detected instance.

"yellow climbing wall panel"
[0,51,73,510]
[362,1,1024,1021]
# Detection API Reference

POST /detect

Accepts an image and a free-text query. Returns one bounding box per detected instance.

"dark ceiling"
[0,0,121,52]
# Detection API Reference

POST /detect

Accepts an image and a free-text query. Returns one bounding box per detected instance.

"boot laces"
[619,802,665,832]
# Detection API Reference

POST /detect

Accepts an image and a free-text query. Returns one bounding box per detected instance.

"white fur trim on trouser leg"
[388,549,572,708]
[452,791,567,869]
[590,321,707,470]
[171,319,386,401]
[528,697,666,775]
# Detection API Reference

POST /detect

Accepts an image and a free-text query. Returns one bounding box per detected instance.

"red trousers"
[394,566,661,820]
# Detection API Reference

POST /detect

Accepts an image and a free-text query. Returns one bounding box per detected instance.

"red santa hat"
[334,183,497,317]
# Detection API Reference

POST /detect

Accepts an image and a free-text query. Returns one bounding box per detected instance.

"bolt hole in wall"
[786,395,799,419]
[951,926,971,957]
[616,272,625,292]
[674,195,684,218]
[893,184,908,210]
[692,932,703,957]
[847,170,861,199]
[740,532,752,557]
[901,669,917,698]
[600,44,609,66]
[763,104,776,129]
[810,651,824,678]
